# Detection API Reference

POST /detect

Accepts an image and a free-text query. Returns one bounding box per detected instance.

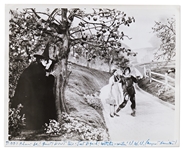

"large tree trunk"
[54,8,70,123]
[60,58,69,114]
[54,45,70,123]
[54,63,62,122]
[54,57,70,122]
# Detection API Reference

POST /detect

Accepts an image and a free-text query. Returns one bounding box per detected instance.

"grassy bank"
[138,66,175,105]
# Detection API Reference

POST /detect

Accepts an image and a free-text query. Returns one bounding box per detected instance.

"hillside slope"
[65,63,110,130]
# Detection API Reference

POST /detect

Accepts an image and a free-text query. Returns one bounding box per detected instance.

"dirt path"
[100,84,176,142]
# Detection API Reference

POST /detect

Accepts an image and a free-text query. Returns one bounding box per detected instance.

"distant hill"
[69,42,132,72]
[133,47,158,64]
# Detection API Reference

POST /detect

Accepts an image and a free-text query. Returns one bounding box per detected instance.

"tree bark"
[54,57,70,123]
[54,63,62,122]
[53,8,70,123]
[60,58,69,114]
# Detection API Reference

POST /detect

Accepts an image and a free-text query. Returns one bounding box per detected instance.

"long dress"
[106,75,122,106]
[10,61,57,130]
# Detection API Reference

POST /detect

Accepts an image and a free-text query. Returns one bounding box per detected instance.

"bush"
[43,112,109,141]
[44,119,62,136]
[84,93,103,110]
[9,104,26,139]
[156,84,170,97]
[9,56,29,98]
[61,112,109,141]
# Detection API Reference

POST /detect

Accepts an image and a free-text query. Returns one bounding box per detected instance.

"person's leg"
[130,95,136,116]
[114,105,119,116]
[110,104,114,117]
[116,98,128,113]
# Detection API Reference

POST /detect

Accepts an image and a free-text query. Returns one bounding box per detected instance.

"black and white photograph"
[5,4,180,147]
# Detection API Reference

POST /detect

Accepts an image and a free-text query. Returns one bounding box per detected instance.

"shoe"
[110,113,114,118]
[114,113,120,117]
[116,107,121,113]
[131,110,136,117]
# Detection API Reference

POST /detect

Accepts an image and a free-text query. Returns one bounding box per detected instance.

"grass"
[138,65,175,105]
[151,67,175,78]
[65,63,110,132]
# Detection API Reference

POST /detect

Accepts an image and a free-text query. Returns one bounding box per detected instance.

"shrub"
[9,56,29,98]
[156,84,170,97]
[43,112,109,141]
[8,104,26,139]
[84,93,103,110]
[61,112,108,141]
[44,119,62,135]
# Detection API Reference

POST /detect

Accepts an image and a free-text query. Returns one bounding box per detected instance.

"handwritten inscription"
[5,139,178,147]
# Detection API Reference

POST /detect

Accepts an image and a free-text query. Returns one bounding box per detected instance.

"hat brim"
[34,54,45,58]
[34,54,58,63]
[50,58,58,63]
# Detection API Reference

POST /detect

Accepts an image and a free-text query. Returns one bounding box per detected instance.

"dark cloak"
[11,61,57,130]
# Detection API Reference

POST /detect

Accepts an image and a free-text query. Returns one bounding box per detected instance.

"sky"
[110,5,179,63]
[70,5,179,62]
[117,5,178,50]
[70,5,178,50]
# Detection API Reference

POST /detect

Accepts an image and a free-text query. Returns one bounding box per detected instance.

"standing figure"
[10,43,57,130]
[106,69,121,118]
[116,67,137,117]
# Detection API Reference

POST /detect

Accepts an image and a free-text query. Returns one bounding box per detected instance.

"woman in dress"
[107,69,122,117]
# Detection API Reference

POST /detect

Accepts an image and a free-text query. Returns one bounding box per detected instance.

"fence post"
[143,66,147,78]
[165,72,168,89]
[149,69,152,83]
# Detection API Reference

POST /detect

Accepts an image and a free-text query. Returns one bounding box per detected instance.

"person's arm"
[120,76,127,93]
[131,75,137,83]
[109,76,114,95]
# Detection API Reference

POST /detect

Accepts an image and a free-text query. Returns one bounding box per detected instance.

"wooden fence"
[138,60,175,68]
[144,69,175,90]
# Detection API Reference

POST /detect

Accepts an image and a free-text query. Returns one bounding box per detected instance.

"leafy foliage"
[9,8,136,67]
[9,55,29,98]
[70,8,136,66]
[44,113,109,141]
[44,119,62,135]
[61,112,109,141]
[83,93,103,110]
[155,84,170,97]
[152,18,176,61]
[8,104,26,139]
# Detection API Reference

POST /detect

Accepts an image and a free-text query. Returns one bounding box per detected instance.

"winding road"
[100,84,177,142]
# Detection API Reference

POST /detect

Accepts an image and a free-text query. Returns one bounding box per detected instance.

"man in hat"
[11,43,57,130]
[116,67,137,117]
